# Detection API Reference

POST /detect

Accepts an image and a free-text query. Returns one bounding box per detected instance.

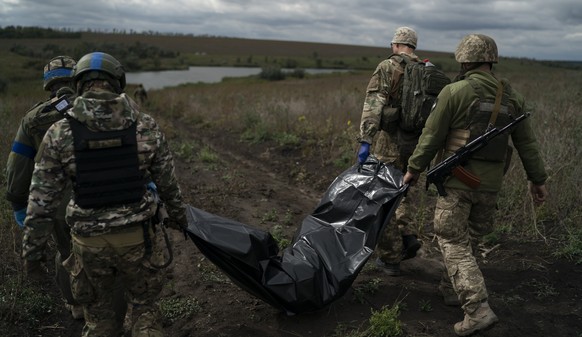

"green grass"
[0,279,54,325]
[159,296,203,323]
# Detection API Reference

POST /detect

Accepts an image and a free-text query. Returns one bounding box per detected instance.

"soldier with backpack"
[357,27,450,276]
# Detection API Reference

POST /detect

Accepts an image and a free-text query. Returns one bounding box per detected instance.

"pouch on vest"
[69,119,145,208]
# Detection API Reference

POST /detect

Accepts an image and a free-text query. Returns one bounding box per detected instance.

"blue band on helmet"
[11,141,36,159]
[44,68,73,81]
[90,52,104,70]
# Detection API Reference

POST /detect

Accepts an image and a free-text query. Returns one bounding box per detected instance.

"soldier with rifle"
[402,34,548,336]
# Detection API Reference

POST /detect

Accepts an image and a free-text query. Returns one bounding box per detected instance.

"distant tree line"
[0,25,227,39]
[0,26,81,38]
[9,41,178,71]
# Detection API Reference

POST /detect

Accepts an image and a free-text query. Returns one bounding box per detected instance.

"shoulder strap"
[465,77,504,127]
[489,80,505,126]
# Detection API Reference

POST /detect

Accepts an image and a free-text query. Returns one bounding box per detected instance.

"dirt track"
[163,125,582,337]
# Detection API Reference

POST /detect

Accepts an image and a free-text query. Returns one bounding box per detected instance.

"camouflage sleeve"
[146,119,187,228]
[22,124,68,261]
[359,60,394,144]
[5,121,36,209]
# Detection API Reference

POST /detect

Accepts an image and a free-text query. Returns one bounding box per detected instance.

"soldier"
[403,34,548,335]
[22,51,188,337]
[5,55,85,318]
[357,26,423,276]
[133,83,148,105]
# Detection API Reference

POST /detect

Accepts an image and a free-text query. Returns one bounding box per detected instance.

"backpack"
[397,57,451,132]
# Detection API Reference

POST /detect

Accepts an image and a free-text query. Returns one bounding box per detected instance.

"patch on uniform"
[87,138,123,149]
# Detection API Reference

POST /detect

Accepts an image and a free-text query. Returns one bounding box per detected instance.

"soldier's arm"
[22,126,68,260]
[6,121,37,210]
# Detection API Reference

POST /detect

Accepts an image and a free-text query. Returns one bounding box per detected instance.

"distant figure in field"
[133,83,148,105]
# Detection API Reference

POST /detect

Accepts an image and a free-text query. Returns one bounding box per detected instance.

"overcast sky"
[1,0,581,61]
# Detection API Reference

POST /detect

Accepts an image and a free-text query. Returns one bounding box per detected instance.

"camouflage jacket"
[23,91,187,260]
[5,98,65,210]
[408,70,548,192]
[359,52,419,144]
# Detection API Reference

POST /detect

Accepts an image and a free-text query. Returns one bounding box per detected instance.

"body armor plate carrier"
[464,77,515,162]
[69,118,145,208]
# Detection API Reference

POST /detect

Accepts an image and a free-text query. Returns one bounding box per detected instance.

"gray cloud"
[1,0,581,60]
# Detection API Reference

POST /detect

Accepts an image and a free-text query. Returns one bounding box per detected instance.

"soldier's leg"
[67,243,124,337]
[119,239,164,337]
[433,189,488,312]
[394,180,424,259]
[376,215,404,275]
[54,217,127,324]
[53,216,76,306]
[371,131,403,274]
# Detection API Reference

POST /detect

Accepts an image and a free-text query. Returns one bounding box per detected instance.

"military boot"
[454,301,498,336]
[402,235,421,260]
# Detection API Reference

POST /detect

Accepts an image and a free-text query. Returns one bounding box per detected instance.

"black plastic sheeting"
[185,157,407,315]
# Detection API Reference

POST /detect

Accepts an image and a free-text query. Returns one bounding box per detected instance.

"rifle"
[426,112,530,196]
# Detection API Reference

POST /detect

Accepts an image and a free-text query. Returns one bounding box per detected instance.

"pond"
[125,66,350,90]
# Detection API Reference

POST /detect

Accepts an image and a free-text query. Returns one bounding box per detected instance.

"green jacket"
[23,91,187,261]
[5,98,66,210]
[408,70,547,192]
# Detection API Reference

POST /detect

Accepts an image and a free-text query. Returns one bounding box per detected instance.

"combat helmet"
[391,27,417,49]
[455,34,499,63]
[73,52,126,94]
[43,55,76,91]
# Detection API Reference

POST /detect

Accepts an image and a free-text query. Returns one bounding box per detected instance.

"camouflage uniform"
[23,52,187,337]
[407,36,547,320]
[359,27,423,265]
[5,56,79,306]
[133,84,148,105]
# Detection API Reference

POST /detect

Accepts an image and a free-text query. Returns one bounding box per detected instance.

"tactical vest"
[68,118,145,208]
[464,77,515,162]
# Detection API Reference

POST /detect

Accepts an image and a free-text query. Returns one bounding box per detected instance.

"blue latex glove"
[14,208,26,229]
[357,142,371,165]
[147,181,159,202]
[146,181,158,192]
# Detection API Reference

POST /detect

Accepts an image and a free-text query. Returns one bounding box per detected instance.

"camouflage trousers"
[434,188,497,313]
[53,214,75,305]
[54,214,127,324]
[65,236,164,337]
[373,129,429,264]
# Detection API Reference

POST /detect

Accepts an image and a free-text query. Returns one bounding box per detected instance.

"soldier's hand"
[13,208,26,229]
[529,182,548,206]
[403,171,419,186]
[357,142,371,165]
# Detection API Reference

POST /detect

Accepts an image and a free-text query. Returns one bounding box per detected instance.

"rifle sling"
[489,81,504,126]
